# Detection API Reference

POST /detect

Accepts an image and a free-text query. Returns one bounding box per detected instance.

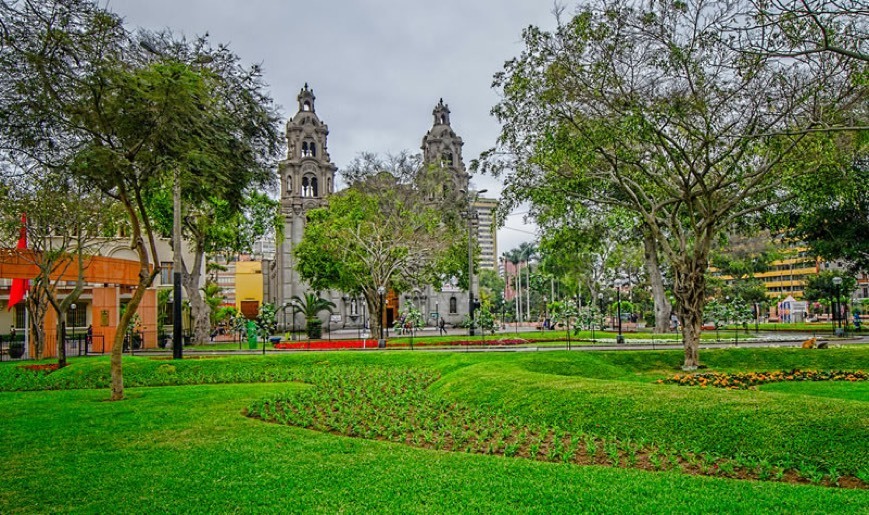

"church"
[270,84,489,332]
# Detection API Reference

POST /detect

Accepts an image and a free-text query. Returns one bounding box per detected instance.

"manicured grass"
[2,383,867,512]
[760,381,869,402]
[1,347,867,511]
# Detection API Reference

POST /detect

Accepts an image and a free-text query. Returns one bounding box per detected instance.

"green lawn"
[1,347,867,513]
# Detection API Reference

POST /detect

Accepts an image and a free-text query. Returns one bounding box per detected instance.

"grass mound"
[247,363,867,488]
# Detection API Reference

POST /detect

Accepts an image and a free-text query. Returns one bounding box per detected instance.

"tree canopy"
[0,0,281,399]
[479,0,865,369]
[294,158,466,338]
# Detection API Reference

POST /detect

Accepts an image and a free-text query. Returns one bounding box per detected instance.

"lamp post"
[464,188,487,336]
[615,281,625,344]
[832,276,843,336]
[596,293,603,342]
[139,40,189,360]
[377,286,386,348]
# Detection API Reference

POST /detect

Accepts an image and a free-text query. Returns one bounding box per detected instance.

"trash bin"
[247,320,258,349]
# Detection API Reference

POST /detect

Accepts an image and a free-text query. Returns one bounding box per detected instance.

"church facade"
[272,85,478,332]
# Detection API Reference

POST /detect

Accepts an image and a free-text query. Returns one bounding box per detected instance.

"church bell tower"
[276,84,338,308]
[421,98,470,194]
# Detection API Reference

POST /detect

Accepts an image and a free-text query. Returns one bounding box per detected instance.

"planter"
[306,318,323,339]
[8,343,24,359]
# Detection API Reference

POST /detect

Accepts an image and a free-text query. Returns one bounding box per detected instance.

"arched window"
[449,297,457,314]
[310,143,317,157]
[303,101,311,112]
[311,177,318,197]
[301,177,310,197]
[301,142,309,157]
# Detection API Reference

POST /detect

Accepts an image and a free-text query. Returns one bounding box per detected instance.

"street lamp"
[463,188,487,336]
[832,276,843,336]
[377,286,386,348]
[139,40,196,361]
[596,293,603,342]
[614,281,625,344]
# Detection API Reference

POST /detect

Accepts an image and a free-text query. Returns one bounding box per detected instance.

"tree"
[294,159,465,341]
[779,157,869,272]
[254,302,278,344]
[0,173,118,364]
[150,191,282,345]
[480,0,863,369]
[732,1,869,271]
[737,0,868,62]
[478,268,506,319]
[502,248,524,322]
[709,233,780,306]
[0,0,280,399]
[499,156,672,332]
[290,292,336,339]
[804,271,857,304]
[517,242,538,321]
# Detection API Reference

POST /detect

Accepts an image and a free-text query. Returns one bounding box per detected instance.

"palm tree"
[290,292,337,339]
[502,249,522,322]
[518,242,538,321]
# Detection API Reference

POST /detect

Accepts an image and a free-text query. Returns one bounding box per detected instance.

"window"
[67,303,87,328]
[449,296,457,314]
[160,261,173,285]
[14,304,25,329]
[310,143,316,157]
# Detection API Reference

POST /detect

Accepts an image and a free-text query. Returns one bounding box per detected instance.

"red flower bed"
[273,339,377,350]
[20,363,61,373]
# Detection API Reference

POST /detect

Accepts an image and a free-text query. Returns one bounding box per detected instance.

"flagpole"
[24,294,29,359]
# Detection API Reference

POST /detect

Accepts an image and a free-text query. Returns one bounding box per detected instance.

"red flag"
[8,214,29,310]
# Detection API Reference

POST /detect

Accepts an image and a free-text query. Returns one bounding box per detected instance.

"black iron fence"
[0,333,108,361]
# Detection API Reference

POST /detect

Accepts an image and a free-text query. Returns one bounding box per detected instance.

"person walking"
[438,317,446,336]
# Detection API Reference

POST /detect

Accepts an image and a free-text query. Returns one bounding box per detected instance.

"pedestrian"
[9,325,16,340]
[86,325,93,346]
[438,317,446,336]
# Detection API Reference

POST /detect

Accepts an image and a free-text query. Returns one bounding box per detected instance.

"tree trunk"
[642,227,672,333]
[364,292,384,343]
[26,293,47,359]
[182,246,210,345]
[57,320,67,368]
[672,260,708,371]
[111,273,154,400]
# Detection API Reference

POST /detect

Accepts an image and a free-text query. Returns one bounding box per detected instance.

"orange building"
[0,251,158,359]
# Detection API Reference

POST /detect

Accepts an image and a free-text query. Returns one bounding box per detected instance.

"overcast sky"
[106,0,557,254]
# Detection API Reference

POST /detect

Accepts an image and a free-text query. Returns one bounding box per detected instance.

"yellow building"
[755,249,819,299]
[235,260,264,319]
[713,247,820,299]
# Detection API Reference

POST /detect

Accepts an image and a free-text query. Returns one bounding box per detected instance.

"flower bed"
[658,369,867,389]
[20,363,62,373]
[396,338,531,347]
[273,339,376,350]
